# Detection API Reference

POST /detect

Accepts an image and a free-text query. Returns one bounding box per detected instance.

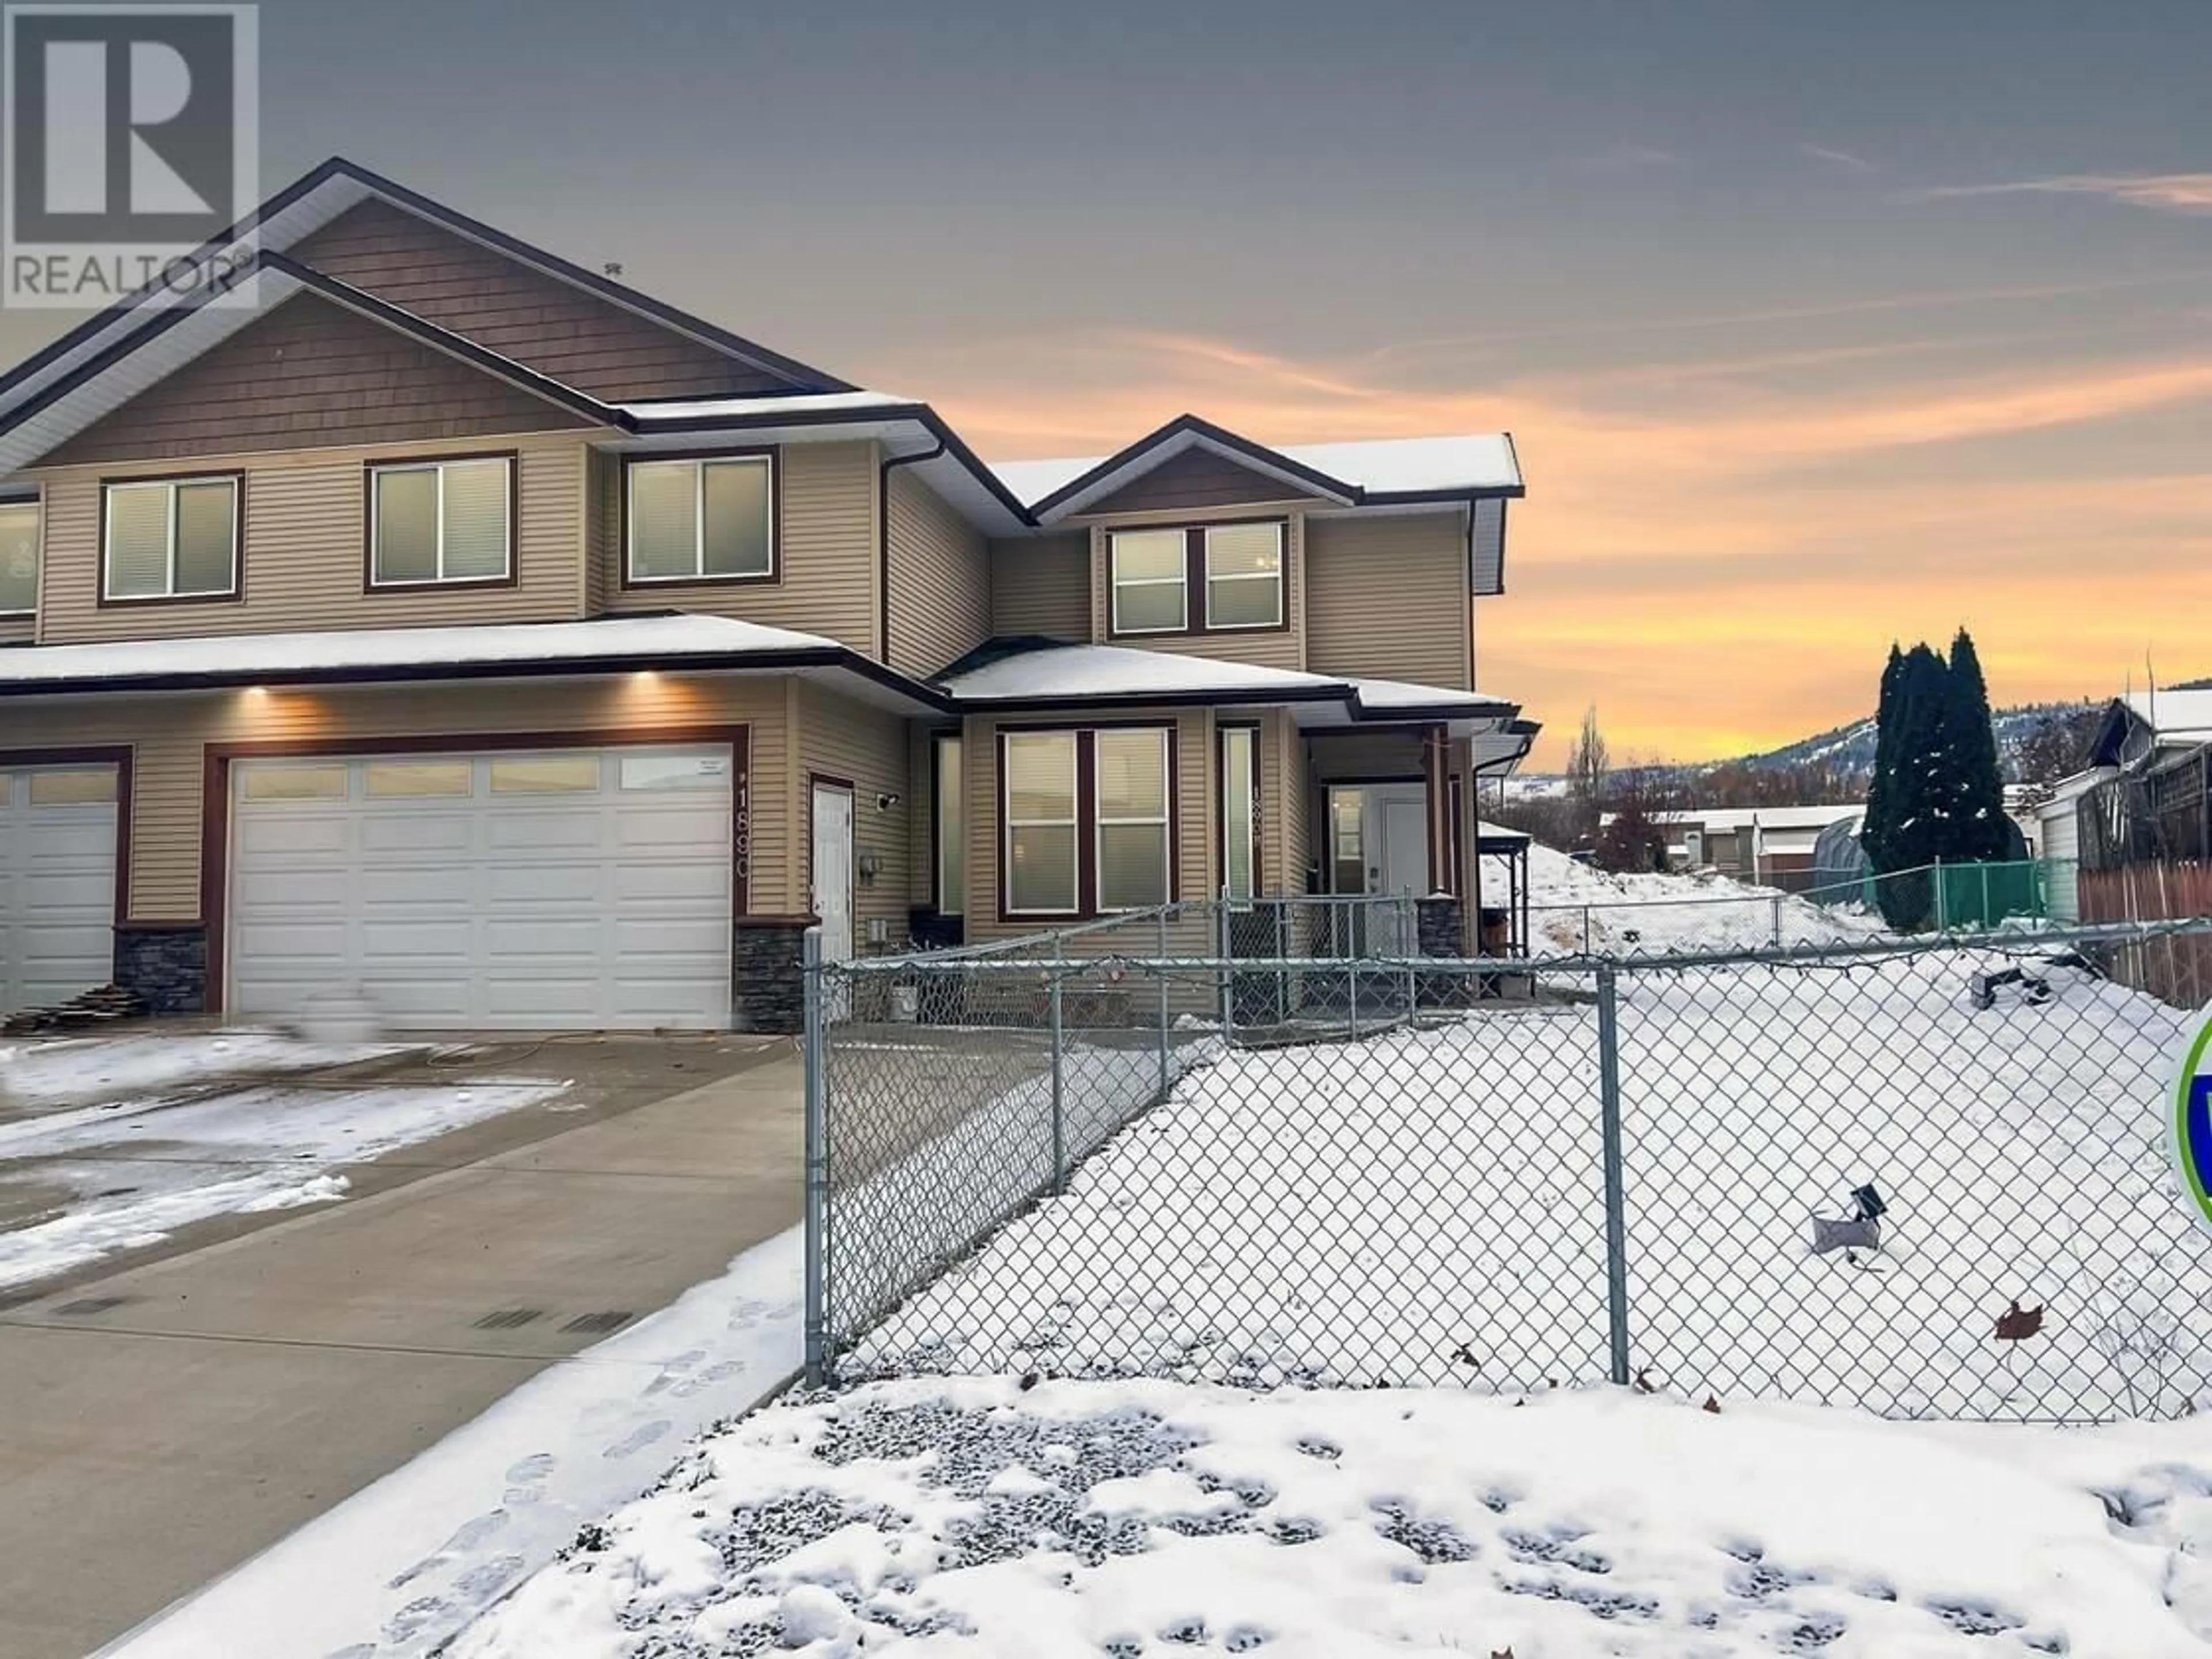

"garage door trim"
[202,723,751,1016]
[0,741,133,934]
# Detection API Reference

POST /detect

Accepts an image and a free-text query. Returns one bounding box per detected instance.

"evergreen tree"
[1870,643,1949,928]
[1862,643,1906,869]
[1943,628,2010,860]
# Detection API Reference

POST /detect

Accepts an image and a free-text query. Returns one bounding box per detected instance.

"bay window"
[1001,726,1175,916]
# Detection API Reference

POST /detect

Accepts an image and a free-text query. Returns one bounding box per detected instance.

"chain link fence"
[805,912,2212,1422]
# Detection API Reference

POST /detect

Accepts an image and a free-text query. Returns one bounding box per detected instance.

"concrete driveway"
[0,1033,802,1659]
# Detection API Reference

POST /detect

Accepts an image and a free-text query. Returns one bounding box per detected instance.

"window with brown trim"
[0,498,39,615]
[1218,723,1260,903]
[626,453,774,583]
[1001,725,1175,918]
[1107,520,1285,638]
[369,455,513,587]
[103,475,238,601]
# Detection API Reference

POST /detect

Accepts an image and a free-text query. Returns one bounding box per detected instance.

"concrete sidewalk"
[0,1044,802,1659]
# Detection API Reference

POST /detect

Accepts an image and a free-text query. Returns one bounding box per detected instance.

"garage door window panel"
[366,760,474,798]
[28,769,116,805]
[369,456,513,587]
[491,755,601,794]
[103,475,238,602]
[242,765,349,801]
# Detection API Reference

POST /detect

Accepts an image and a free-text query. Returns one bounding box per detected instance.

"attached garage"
[225,744,737,1030]
[0,761,122,1013]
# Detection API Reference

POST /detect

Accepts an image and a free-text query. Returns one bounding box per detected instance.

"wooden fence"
[2080,862,2212,1009]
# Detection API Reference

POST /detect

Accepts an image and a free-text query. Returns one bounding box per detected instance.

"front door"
[1373,785,1428,955]
[810,781,855,1020]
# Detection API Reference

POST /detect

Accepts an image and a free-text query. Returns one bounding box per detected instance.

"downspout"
[877,440,947,665]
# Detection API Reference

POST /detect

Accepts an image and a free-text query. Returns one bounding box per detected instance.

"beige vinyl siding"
[600,441,879,654]
[31,431,598,644]
[796,683,911,948]
[960,707,1214,953]
[583,446,620,615]
[1266,708,1310,894]
[989,533,1089,638]
[884,467,987,677]
[0,674,790,924]
[1086,514,1305,671]
[1304,511,1470,689]
[0,618,30,645]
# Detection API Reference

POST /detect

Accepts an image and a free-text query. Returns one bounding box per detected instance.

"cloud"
[1802,144,1877,175]
[1915,172,2212,213]
[1575,145,1685,175]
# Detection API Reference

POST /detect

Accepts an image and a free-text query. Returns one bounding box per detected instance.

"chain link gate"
[806,915,2212,1422]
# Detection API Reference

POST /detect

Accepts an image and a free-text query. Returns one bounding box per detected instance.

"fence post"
[1218,892,1233,1039]
[802,926,829,1387]
[1156,906,1171,1098]
[1934,857,1948,931]
[1049,970,1066,1195]
[1595,963,1633,1388]
[1277,899,1290,1026]
[1770,895,1782,949]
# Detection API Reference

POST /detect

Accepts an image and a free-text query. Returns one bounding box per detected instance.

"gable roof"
[0,155,855,430]
[990,415,1524,522]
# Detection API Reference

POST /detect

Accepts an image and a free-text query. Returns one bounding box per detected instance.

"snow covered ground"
[101,1229,803,1659]
[447,1374,2212,1657]
[847,944,2201,1421]
[1521,842,1885,957]
[0,1035,568,1288]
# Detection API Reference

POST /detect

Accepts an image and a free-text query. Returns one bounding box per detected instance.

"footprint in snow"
[454,1554,524,1601]
[604,1419,672,1459]
[381,1594,449,1643]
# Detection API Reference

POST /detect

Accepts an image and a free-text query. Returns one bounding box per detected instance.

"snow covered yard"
[448,1375,2212,1657]
[846,943,2200,1421]
[1521,843,1885,957]
[0,1031,568,1287]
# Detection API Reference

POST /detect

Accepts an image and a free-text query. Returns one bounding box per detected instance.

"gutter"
[876,438,948,661]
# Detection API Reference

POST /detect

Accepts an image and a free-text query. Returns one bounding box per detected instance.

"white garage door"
[229,747,734,1030]
[0,765,119,1013]
[2044,808,2081,925]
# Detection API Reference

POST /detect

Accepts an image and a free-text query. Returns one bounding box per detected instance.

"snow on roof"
[2123,688,2212,739]
[1344,676,1514,713]
[0,613,848,692]
[987,431,1521,509]
[618,390,919,423]
[938,643,1347,703]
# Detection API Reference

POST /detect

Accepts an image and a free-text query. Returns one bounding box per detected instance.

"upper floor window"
[103,475,238,603]
[0,498,38,615]
[626,453,774,584]
[1108,521,1285,637]
[369,455,512,588]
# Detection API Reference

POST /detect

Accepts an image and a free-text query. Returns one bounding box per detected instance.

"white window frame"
[1093,727,1172,914]
[1108,528,1188,635]
[0,496,39,617]
[1001,731,1081,918]
[101,475,238,601]
[624,453,777,584]
[368,455,514,588]
[1218,722,1259,905]
[1202,521,1285,630]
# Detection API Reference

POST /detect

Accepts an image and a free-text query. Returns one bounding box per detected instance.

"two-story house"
[0,159,1535,1033]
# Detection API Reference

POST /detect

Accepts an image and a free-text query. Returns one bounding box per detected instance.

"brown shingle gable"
[40,293,592,467]
[1082,445,1327,516]
[291,200,798,403]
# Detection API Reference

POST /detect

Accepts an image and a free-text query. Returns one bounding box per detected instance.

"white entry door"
[1373,786,1429,955]
[229,747,734,1030]
[811,782,855,1021]
[0,764,119,1012]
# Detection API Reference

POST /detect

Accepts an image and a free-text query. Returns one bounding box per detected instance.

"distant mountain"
[1501,700,2101,800]
[1726,701,2097,786]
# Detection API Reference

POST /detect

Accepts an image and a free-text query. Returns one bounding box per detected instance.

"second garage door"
[0,764,119,1013]
[229,746,734,1030]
